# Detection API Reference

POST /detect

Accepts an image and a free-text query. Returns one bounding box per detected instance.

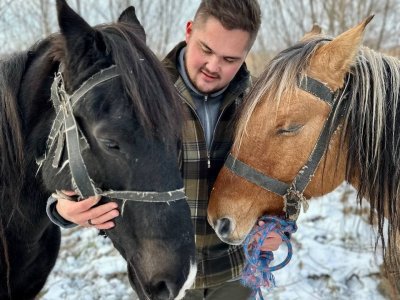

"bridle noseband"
[38,65,186,210]
[225,76,349,221]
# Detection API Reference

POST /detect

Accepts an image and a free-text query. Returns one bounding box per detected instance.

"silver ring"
[88,219,94,226]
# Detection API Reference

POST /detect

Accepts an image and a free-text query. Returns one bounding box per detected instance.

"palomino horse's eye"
[276,124,304,135]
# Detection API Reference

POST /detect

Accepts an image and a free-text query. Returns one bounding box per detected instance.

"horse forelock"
[98,23,183,143]
[344,47,400,265]
[234,38,325,151]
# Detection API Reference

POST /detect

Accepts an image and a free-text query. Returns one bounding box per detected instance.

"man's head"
[184,0,261,94]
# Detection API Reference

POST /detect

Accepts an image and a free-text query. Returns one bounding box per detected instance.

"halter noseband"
[38,65,185,206]
[225,76,348,221]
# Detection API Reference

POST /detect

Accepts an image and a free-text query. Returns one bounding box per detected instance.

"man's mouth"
[201,70,218,80]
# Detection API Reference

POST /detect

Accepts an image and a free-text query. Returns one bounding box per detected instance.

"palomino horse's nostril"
[217,217,233,237]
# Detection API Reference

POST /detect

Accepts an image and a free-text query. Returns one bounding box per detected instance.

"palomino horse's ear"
[308,15,374,90]
[118,6,146,44]
[300,24,323,42]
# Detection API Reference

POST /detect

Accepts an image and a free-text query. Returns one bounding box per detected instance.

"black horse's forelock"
[96,22,183,143]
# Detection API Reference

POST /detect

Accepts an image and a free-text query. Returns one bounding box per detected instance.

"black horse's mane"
[0,50,30,209]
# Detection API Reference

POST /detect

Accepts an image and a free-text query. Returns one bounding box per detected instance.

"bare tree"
[248,0,399,75]
[0,0,398,63]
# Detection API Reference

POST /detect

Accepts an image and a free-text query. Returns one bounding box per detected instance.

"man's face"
[184,16,251,94]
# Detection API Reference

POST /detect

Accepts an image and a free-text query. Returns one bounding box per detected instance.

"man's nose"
[206,55,220,73]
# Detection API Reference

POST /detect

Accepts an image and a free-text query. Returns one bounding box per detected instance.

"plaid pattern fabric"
[163,42,253,288]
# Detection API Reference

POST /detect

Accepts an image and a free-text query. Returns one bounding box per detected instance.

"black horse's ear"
[118,6,146,43]
[56,0,93,42]
[56,0,107,59]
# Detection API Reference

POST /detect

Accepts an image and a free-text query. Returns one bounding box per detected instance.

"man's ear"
[118,6,146,43]
[185,21,193,43]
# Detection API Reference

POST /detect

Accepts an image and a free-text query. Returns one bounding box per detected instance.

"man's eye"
[224,58,236,63]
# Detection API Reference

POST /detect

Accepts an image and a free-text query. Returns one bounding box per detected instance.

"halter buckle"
[283,186,309,221]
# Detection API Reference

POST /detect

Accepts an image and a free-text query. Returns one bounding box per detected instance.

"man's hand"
[56,190,119,230]
[252,220,283,251]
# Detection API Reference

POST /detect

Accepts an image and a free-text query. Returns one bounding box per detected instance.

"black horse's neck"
[20,38,61,139]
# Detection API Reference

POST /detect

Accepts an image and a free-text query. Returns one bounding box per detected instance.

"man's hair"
[193,0,261,47]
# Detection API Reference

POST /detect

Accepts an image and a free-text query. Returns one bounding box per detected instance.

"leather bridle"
[225,76,349,221]
[38,65,186,207]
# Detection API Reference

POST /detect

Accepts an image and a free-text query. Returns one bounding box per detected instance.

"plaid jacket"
[163,42,253,288]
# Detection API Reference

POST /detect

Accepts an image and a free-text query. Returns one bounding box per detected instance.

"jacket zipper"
[177,85,242,170]
[204,95,212,169]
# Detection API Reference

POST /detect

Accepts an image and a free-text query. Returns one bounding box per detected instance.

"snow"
[39,183,389,299]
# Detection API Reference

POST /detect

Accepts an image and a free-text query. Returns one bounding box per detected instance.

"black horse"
[0,1,196,299]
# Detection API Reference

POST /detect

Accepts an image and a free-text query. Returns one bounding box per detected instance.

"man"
[47,0,282,299]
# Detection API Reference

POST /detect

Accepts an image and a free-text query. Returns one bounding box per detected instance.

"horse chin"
[214,230,247,245]
[218,236,245,245]
[127,263,150,300]
[127,259,197,300]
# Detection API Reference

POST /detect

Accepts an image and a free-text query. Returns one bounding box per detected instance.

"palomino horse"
[208,16,400,284]
[0,0,195,299]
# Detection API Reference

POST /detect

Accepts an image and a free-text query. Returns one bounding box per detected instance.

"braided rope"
[241,216,297,299]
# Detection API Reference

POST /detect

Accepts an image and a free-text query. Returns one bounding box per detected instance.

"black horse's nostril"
[151,279,176,300]
[217,217,232,237]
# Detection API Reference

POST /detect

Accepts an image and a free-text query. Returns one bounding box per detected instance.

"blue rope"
[241,216,297,300]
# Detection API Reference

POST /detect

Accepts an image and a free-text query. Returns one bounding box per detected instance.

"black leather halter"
[225,76,348,221]
[38,65,185,205]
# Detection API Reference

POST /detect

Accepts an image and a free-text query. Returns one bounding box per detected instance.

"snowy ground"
[39,183,390,300]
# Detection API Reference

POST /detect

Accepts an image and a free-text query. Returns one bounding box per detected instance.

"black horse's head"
[35,1,196,299]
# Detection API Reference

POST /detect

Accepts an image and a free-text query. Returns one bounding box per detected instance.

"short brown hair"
[194,0,261,47]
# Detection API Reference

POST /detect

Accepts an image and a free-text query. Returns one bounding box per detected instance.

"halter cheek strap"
[224,76,348,221]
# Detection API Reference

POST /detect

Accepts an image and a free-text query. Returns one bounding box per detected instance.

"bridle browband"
[38,65,186,207]
[225,75,349,221]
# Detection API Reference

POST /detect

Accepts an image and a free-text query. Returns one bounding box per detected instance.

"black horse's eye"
[98,138,120,150]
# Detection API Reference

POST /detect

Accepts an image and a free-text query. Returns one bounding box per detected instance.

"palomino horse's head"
[208,15,400,274]
[33,1,196,299]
